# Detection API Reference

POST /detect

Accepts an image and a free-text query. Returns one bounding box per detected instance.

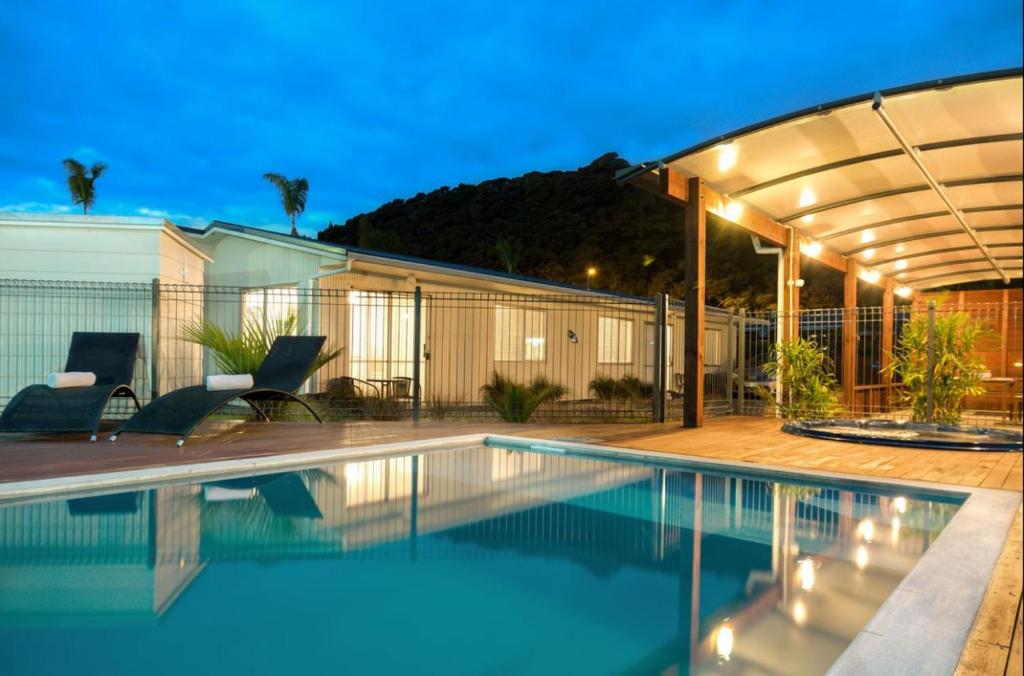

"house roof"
[181,220,347,259]
[0,212,213,261]
[185,220,646,300]
[619,68,1023,290]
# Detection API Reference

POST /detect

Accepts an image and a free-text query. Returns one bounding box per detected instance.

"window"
[643,323,673,382]
[598,316,633,364]
[491,450,544,481]
[242,287,299,333]
[344,456,424,507]
[349,291,422,381]
[494,305,546,362]
[705,328,723,367]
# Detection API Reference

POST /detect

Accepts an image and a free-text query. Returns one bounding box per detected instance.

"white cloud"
[0,201,72,213]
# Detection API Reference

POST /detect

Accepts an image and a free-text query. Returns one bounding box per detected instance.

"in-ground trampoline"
[783,419,1023,452]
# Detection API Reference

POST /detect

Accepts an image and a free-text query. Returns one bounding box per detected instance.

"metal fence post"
[653,293,669,423]
[412,286,422,422]
[735,308,746,415]
[150,278,161,401]
[926,300,936,423]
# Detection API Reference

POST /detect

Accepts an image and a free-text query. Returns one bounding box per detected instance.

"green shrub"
[588,374,653,400]
[758,337,840,419]
[181,312,342,377]
[882,304,989,424]
[480,372,566,422]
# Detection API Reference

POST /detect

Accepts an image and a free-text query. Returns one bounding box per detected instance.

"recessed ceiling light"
[716,144,737,172]
[863,248,876,260]
[799,187,816,208]
[895,259,907,270]
[861,231,875,244]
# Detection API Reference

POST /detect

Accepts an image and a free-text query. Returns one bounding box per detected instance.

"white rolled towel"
[206,374,254,391]
[47,372,97,388]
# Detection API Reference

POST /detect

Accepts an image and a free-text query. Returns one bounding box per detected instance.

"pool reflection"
[0,445,960,675]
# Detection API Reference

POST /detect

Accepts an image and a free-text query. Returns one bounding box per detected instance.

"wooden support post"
[683,177,706,428]
[843,262,858,413]
[881,280,895,410]
[783,235,801,340]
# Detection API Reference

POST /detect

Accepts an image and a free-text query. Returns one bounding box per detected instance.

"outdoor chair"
[0,332,141,441]
[389,376,421,400]
[111,335,326,446]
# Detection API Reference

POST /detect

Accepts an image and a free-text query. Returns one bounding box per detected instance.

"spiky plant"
[494,238,523,273]
[758,337,840,419]
[180,312,342,377]
[62,158,107,214]
[480,372,565,422]
[263,173,309,236]
[882,304,990,423]
[589,374,653,400]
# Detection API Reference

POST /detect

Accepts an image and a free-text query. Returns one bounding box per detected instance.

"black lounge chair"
[0,332,141,441]
[111,335,326,446]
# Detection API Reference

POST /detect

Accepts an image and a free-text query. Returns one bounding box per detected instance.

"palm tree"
[494,237,523,273]
[263,173,309,236]
[62,158,107,214]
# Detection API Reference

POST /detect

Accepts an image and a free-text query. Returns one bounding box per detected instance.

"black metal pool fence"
[0,279,1019,426]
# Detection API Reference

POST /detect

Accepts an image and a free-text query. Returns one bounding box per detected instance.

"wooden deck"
[1,415,1021,674]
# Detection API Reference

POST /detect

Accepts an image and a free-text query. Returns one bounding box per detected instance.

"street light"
[586,266,597,290]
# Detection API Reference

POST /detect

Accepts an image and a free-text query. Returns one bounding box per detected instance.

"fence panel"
[0,279,153,417]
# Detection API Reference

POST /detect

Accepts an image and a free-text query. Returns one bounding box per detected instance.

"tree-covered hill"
[318,153,855,308]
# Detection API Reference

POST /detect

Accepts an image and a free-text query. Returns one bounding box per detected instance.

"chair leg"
[243,398,272,422]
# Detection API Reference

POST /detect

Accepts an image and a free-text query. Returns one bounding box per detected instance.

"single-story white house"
[1,213,734,415]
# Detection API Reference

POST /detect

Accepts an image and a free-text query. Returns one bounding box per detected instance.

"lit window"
[242,287,299,333]
[349,291,421,381]
[491,450,544,481]
[494,305,546,362]
[344,456,423,507]
[598,316,633,364]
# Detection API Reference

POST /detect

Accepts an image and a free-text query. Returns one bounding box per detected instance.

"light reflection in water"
[0,445,962,676]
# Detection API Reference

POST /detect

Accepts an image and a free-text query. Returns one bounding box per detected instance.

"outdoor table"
[982,377,1017,421]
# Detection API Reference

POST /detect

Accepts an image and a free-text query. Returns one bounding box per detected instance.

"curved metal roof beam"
[780,174,1021,223]
[871,242,1023,267]
[843,224,1023,256]
[819,204,1023,241]
[872,92,1011,283]
[895,255,1022,276]
[732,133,1023,199]
[905,266,1023,286]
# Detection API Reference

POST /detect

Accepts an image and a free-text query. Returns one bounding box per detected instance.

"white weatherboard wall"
[0,214,209,410]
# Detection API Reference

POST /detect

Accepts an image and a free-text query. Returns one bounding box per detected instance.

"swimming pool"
[0,439,990,675]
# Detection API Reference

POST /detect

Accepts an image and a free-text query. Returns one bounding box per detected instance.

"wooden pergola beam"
[683,177,706,428]
[843,261,859,410]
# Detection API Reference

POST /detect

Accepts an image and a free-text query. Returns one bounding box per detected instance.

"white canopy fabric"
[626,69,1023,289]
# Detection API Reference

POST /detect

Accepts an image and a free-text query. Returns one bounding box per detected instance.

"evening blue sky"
[1,1,1021,236]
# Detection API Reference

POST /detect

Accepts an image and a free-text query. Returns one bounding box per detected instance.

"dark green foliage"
[264,173,309,236]
[758,337,841,419]
[589,374,653,400]
[319,153,840,308]
[62,158,106,214]
[480,372,566,422]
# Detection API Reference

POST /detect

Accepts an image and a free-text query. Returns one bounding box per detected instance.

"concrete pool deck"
[1,416,1021,674]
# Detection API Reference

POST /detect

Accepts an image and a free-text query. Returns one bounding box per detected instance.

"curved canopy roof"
[625,69,1023,290]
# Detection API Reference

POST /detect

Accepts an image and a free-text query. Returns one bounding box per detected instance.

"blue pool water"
[0,442,963,675]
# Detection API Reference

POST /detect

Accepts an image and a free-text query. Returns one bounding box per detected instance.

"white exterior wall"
[0,215,208,408]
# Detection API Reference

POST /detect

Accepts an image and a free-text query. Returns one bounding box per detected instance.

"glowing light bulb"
[799,187,817,208]
[715,624,734,661]
[862,248,876,260]
[797,557,816,591]
[857,518,875,542]
[801,214,815,224]
[725,201,744,221]
[793,600,808,626]
[861,268,881,284]
[717,144,738,172]
[802,240,823,257]
[861,231,876,244]
[856,545,870,570]
[895,285,913,299]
